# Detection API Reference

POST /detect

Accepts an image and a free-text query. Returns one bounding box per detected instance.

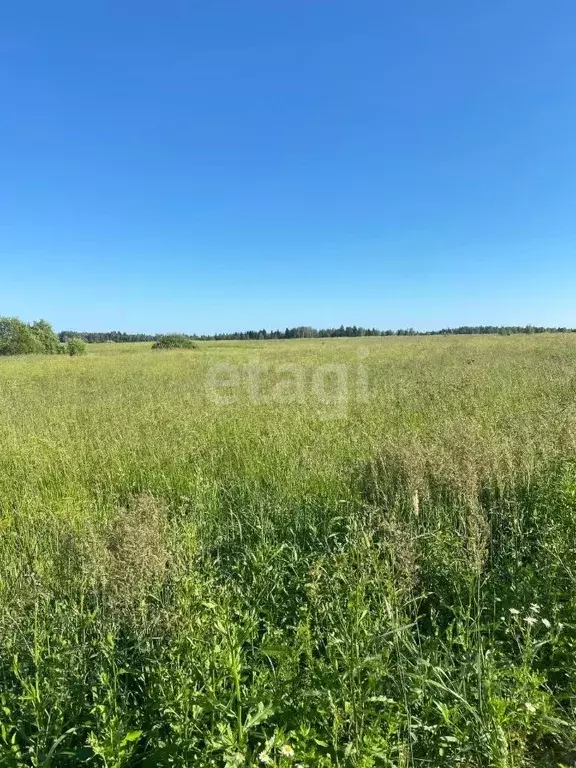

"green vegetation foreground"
[1,335,576,766]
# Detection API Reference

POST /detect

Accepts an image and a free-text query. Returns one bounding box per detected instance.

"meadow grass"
[1,335,576,766]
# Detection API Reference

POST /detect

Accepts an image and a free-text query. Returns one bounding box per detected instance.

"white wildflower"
[530,603,540,613]
[524,616,537,626]
[525,702,536,713]
[509,608,520,616]
[280,744,295,759]
[541,618,551,629]
[259,752,271,764]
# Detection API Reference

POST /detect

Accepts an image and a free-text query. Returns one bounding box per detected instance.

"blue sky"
[1,0,575,333]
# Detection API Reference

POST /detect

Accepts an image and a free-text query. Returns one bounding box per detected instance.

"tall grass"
[1,335,576,766]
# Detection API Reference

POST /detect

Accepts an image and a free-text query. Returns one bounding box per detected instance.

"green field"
[1,335,576,766]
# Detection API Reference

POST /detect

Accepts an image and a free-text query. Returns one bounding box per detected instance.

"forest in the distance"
[59,323,576,344]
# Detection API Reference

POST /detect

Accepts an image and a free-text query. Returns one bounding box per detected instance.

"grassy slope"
[1,335,576,766]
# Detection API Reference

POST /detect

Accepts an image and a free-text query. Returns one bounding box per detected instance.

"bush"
[0,316,61,356]
[66,337,87,356]
[151,334,197,350]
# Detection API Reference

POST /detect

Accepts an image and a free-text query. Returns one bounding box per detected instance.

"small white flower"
[259,752,271,764]
[280,744,295,759]
[525,702,536,713]
[530,603,540,613]
[524,616,537,626]
[541,618,551,629]
[509,608,520,616]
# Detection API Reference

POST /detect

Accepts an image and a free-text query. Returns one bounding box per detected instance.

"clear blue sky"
[1,1,575,333]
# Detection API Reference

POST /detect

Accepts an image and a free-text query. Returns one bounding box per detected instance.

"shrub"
[151,334,197,350]
[66,337,87,356]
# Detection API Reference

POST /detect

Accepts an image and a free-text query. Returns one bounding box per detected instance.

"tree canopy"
[0,317,62,356]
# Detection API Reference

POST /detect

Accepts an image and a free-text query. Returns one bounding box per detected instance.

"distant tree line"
[60,324,576,343]
[59,330,158,343]
[5,317,573,358]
